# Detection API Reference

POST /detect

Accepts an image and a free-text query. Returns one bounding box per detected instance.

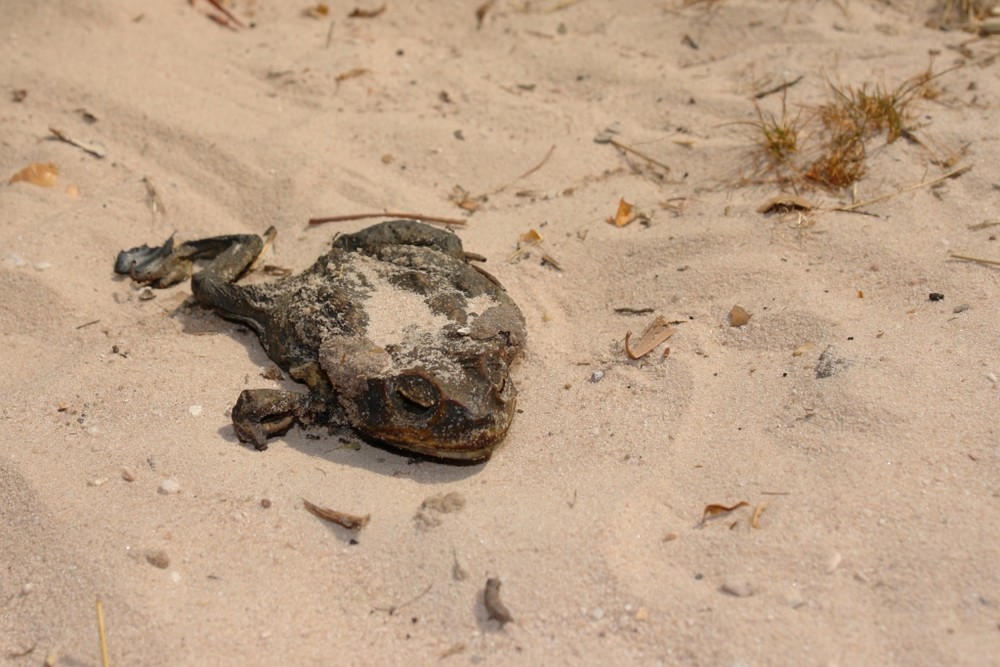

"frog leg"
[231,388,311,450]
[115,230,270,289]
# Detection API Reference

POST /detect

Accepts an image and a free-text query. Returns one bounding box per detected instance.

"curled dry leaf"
[9,162,58,187]
[302,498,370,530]
[700,500,749,526]
[608,197,636,227]
[729,305,751,327]
[624,315,677,360]
[757,195,815,214]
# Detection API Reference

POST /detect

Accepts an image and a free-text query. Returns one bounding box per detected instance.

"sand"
[2,1,999,665]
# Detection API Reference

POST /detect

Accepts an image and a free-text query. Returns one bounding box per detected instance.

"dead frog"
[115,220,526,461]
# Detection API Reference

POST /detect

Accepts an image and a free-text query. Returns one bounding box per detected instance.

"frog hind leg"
[115,230,269,290]
[231,388,311,450]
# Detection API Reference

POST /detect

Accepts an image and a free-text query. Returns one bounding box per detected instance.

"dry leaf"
[519,229,542,243]
[303,3,329,17]
[608,197,635,227]
[729,305,751,327]
[348,4,386,18]
[302,498,370,529]
[9,162,58,187]
[335,67,371,84]
[750,503,767,529]
[756,195,814,214]
[624,315,677,360]
[701,500,749,526]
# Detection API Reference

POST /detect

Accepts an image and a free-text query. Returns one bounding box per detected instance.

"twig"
[308,212,467,227]
[325,20,335,48]
[76,319,101,330]
[204,0,245,28]
[948,252,1000,267]
[96,598,110,667]
[832,164,971,212]
[483,144,557,197]
[48,127,106,159]
[608,138,671,173]
[371,583,433,615]
[754,74,804,99]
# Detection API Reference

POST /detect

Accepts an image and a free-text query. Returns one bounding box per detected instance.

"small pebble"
[826,552,843,574]
[591,607,605,620]
[720,580,756,597]
[122,468,137,482]
[158,478,181,494]
[987,372,997,384]
[138,287,156,301]
[34,261,51,271]
[953,304,970,314]
[88,477,108,487]
[634,606,649,622]
[188,405,203,417]
[145,550,170,569]
[21,582,34,596]
[591,370,605,382]
[260,498,272,508]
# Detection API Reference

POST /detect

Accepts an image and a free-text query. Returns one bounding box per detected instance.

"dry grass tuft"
[742,64,950,192]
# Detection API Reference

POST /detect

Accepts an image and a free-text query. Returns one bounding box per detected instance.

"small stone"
[138,287,156,301]
[987,372,997,384]
[634,606,649,621]
[34,261,51,271]
[122,468,137,482]
[260,498,272,508]
[826,552,843,574]
[88,477,108,487]
[953,304,970,314]
[158,478,181,494]
[591,370,605,382]
[815,345,850,379]
[928,292,945,302]
[21,582,34,596]
[188,405,203,417]
[145,550,170,569]
[720,580,756,597]
[591,607,605,620]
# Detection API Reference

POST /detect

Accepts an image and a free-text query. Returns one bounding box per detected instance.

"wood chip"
[624,315,677,360]
[484,578,513,625]
[302,498,370,530]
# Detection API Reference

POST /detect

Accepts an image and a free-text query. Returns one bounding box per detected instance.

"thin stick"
[485,144,557,196]
[325,20,335,48]
[96,598,110,667]
[832,164,971,212]
[308,212,467,227]
[755,74,804,99]
[948,252,1000,267]
[204,0,245,28]
[608,138,671,173]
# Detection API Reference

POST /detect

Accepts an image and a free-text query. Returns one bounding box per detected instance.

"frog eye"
[393,374,440,414]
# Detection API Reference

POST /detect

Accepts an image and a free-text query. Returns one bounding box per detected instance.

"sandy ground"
[2,1,1000,665]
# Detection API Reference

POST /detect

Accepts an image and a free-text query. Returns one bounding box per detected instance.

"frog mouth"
[352,372,516,461]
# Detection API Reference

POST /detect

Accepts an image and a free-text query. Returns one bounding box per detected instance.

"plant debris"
[608,197,636,227]
[700,500,749,526]
[303,3,329,18]
[757,194,814,214]
[48,127,106,158]
[484,578,513,625]
[302,498,370,530]
[476,0,498,28]
[750,503,767,529]
[9,162,58,187]
[348,4,386,18]
[729,305,751,327]
[624,315,677,360]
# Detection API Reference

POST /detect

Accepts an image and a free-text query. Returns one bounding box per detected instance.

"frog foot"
[231,389,311,450]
